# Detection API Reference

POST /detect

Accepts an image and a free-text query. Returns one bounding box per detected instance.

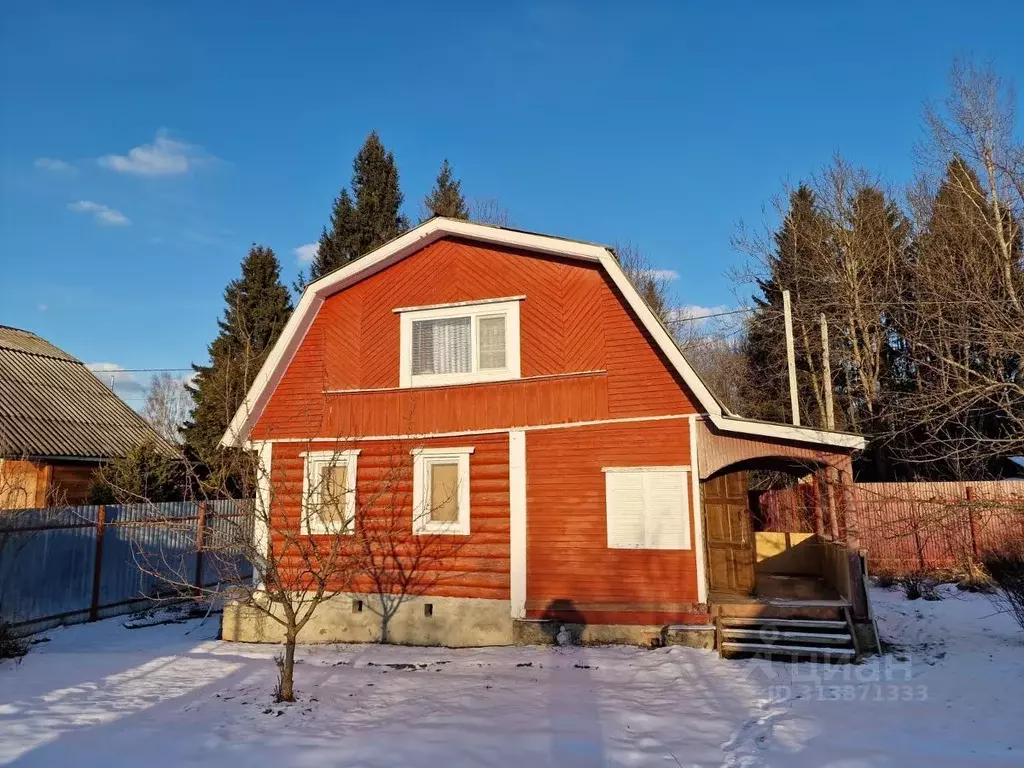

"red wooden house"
[221,218,871,654]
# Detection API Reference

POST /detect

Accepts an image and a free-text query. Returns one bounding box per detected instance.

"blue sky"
[2,1,1022,405]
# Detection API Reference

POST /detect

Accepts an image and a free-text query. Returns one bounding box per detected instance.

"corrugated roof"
[0,326,173,460]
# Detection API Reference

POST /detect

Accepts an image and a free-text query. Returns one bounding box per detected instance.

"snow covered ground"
[1,586,1022,767]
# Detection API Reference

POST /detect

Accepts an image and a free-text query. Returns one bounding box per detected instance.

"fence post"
[194,502,208,592]
[966,486,980,566]
[89,505,106,622]
[912,511,926,572]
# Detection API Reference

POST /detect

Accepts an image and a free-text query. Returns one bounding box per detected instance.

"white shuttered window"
[398,298,521,387]
[604,467,690,550]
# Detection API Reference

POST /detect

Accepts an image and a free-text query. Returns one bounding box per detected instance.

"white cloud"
[68,200,130,226]
[34,157,74,173]
[86,362,145,400]
[37,304,48,312]
[641,268,679,281]
[294,243,319,264]
[98,130,211,176]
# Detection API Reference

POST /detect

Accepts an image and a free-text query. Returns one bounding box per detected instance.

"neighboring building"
[221,218,871,653]
[0,325,170,508]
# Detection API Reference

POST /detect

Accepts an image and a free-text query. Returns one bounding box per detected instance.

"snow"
[1,587,1022,767]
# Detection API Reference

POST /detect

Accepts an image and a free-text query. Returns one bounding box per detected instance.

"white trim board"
[220,217,866,452]
[254,413,694,444]
[508,430,527,620]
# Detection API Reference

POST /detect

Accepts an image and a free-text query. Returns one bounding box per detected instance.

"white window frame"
[603,466,691,550]
[411,446,474,535]
[397,297,522,388]
[301,449,360,535]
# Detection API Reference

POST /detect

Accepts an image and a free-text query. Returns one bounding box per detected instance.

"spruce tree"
[304,132,409,284]
[422,159,469,220]
[308,189,357,283]
[184,245,293,458]
[743,186,827,425]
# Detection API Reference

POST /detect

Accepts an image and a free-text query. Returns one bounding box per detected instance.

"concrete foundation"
[222,594,514,647]
[513,619,672,647]
[662,624,716,650]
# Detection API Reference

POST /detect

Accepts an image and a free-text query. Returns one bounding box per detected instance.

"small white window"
[411,447,473,535]
[397,298,522,387]
[301,450,360,535]
[603,467,691,550]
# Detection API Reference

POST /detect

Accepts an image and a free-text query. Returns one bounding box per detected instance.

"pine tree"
[422,159,469,220]
[184,245,293,458]
[304,132,409,284]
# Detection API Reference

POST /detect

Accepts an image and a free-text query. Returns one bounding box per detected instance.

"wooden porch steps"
[714,604,860,663]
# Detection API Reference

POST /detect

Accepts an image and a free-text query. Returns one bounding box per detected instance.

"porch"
[695,417,877,660]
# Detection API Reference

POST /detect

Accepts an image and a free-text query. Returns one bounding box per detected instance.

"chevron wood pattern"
[257,237,699,440]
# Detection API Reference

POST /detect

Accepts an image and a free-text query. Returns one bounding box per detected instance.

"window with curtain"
[400,298,520,387]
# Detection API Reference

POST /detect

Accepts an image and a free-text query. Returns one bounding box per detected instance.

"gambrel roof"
[221,218,866,451]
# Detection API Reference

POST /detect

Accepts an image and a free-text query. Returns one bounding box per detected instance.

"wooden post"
[194,502,208,592]
[966,486,980,565]
[839,468,861,550]
[820,313,835,431]
[826,466,841,540]
[811,471,825,536]
[89,505,106,622]
[783,289,800,426]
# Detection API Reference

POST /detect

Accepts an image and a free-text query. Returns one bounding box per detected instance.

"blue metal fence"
[0,500,253,635]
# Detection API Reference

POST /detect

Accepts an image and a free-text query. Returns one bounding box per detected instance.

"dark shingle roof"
[0,326,172,460]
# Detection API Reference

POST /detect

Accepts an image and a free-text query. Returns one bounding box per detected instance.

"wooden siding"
[525,420,703,623]
[268,433,510,600]
[254,237,697,440]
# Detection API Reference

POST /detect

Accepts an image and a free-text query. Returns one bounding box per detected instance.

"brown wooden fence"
[760,481,1024,575]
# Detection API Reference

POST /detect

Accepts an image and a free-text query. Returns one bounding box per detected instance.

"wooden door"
[703,472,755,596]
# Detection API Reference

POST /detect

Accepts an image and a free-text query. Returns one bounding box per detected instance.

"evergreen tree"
[422,159,469,220]
[894,157,1024,477]
[304,132,409,285]
[308,189,357,283]
[184,245,293,458]
[743,185,828,426]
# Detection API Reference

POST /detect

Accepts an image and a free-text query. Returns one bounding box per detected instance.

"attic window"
[397,298,522,388]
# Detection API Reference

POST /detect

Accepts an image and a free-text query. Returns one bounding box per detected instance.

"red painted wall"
[525,419,704,624]
[252,237,698,440]
[268,433,510,599]
[252,235,705,614]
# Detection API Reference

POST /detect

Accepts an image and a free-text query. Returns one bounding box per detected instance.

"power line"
[666,308,754,324]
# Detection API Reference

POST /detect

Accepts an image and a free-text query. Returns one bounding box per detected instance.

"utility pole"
[820,313,835,431]
[783,289,800,426]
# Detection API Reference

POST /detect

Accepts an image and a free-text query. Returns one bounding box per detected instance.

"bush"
[898,572,941,601]
[0,622,27,660]
[873,570,899,589]
[982,543,1024,634]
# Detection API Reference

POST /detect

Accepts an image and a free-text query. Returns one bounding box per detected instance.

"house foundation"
[222,594,514,647]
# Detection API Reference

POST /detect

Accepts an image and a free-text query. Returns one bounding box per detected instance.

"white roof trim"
[220,217,866,452]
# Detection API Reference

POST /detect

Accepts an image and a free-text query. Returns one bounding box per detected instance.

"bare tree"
[143,372,193,444]
[616,240,675,323]
[354,442,469,643]
[469,196,512,228]
[891,58,1024,476]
